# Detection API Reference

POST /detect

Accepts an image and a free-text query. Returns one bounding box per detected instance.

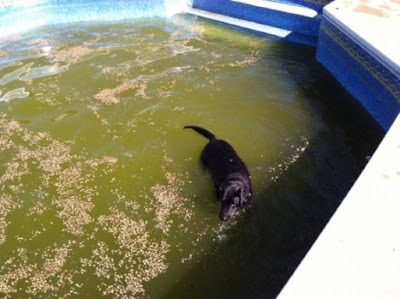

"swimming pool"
[0,0,391,298]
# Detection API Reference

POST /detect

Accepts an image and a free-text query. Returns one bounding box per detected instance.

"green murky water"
[0,15,384,298]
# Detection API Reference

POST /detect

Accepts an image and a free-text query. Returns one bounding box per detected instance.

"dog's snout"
[219,203,238,221]
[219,212,232,221]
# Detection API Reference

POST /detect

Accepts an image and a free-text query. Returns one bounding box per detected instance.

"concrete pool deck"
[278,0,400,297]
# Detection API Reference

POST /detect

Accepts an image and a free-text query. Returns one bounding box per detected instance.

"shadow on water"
[159,41,385,298]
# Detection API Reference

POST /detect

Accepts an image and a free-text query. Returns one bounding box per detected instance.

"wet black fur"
[184,126,252,221]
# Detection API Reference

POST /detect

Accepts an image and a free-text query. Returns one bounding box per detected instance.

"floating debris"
[0,16,328,298]
[47,46,94,64]
[94,80,148,104]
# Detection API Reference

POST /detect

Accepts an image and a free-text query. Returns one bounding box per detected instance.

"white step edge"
[185,7,291,38]
[232,0,318,18]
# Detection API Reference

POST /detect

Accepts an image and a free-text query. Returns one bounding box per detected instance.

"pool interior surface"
[0,15,384,298]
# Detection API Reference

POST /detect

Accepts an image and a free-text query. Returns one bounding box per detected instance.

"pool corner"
[278,1,400,297]
[277,112,400,299]
[316,0,400,131]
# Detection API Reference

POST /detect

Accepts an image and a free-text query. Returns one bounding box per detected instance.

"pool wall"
[317,21,399,130]
[316,1,400,131]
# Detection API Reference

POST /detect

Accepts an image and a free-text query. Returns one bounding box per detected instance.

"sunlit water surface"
[0,15,384,298]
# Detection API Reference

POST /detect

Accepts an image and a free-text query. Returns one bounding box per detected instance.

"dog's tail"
[184,125,216,140]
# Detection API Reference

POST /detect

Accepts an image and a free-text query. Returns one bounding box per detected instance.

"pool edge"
[278,1,400,297]
[277,112,400,299]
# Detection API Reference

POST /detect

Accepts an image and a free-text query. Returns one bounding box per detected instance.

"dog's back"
[184,126,250,187]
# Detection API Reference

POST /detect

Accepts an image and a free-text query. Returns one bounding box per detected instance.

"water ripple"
[20,64,68,81]
[0,62,33,85]
[0,62,68,85]
[0,87,29,102]
[137,65,190,82]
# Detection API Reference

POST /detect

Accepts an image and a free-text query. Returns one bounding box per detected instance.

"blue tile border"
[317,20,400,130]
[299,0,331,11]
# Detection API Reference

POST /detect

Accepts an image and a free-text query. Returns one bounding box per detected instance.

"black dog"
[184,126,252,221]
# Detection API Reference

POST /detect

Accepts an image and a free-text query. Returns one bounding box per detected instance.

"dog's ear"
[237,187,246,207]
[217,184,226,200]
[238,187,252,206]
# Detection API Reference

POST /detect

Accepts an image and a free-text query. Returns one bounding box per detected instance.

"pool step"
[185,7,292,38]
[232,0,318,18]
[191,0,323,46]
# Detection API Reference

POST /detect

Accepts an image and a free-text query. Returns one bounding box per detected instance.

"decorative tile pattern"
[301,0,331,6]
[321,21,400,104]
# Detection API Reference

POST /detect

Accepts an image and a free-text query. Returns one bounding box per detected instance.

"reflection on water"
[0,15,384,298]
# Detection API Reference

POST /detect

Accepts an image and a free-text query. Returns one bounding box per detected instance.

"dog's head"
[218,179,252,221]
